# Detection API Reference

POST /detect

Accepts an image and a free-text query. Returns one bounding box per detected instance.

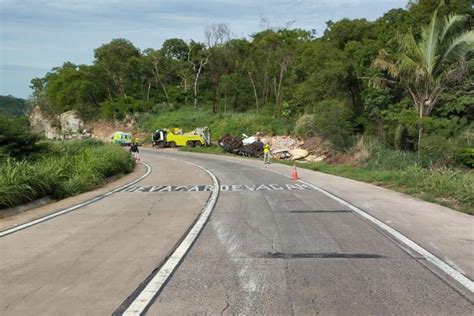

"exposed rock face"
[29,107,88,139]
[29,106,60,139]
[59,111,83,134]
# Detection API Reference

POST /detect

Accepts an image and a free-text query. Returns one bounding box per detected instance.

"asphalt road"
[0,149,472,315]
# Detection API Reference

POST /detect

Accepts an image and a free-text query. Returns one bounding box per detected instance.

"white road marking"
[174,152,474,293]
[0,162,152,238]
[122,159,220,315]
[297,178,474,293]
[121,183,313,193]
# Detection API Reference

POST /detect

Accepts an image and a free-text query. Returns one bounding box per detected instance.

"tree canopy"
[30,0,473,153]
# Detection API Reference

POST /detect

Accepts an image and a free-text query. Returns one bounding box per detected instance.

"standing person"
[263,142,271,164]
[130,142,140,162]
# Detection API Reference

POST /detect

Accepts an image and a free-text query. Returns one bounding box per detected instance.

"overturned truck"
[218,135,264,157]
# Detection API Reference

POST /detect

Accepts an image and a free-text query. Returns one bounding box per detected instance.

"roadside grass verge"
[277,160,473,214]
[140,108,293,140]
[0,141,133,209]
[181,145,473,214]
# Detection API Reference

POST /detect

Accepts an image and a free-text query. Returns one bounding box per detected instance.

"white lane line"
[174,152,474,293]
[0,162,152,238]
[297,179,474,293]
[122,159,220,316]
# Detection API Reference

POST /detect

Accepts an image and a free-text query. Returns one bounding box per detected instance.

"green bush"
[293,114,317,138]
[360,138,426,169]
[309,99,355,149]
[419,135,460,166]
[456,148,474,168]
[0,114,49,159]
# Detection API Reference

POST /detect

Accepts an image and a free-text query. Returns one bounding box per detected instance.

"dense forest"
[0,95,27,117]
[30,0,473,155]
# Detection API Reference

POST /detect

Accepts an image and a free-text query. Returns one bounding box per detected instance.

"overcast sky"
[0,0,407,98]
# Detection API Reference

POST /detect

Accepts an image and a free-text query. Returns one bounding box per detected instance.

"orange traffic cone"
[291,164,299,180]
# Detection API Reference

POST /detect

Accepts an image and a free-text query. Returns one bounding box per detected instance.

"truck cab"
[152,129,168,148]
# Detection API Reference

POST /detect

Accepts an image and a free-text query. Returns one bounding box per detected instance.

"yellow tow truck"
[152,127,211,148]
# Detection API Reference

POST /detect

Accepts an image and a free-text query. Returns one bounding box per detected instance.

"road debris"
[218,135,264,157]
[218,133,331,162]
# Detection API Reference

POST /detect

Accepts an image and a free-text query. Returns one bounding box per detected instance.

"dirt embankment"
[88,120,148,143]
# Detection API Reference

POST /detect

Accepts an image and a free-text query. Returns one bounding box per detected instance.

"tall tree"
[142,49,171,104]
[205,23,231,113]
[374,0,474,148]
[94,39,141,98]
[162,39,191,105]
[187,41,210,108]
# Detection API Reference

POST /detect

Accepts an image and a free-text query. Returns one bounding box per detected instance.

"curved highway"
[0,149,472,315]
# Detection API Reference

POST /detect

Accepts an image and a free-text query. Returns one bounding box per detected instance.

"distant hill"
[0,95,27,116]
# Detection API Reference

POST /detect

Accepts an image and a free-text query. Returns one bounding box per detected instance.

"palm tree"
[373,0,473,149]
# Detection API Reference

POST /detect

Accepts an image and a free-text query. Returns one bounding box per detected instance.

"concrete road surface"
[1,149,472,315]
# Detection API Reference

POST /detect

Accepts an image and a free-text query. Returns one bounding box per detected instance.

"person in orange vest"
[263,142,271,164]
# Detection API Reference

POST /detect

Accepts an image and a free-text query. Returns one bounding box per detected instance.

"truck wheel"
[194,141,202,147]
[169,141,176,148]
[158,141,165,148]
[186,141,194,147]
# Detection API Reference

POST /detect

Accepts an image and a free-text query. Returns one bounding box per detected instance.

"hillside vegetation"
[0,115,134,209]
[140,108,292,140]
[29,1,472,160]
[0,95,27,116]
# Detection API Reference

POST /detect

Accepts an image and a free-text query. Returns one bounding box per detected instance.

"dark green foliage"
[457,148,474,167]
[307,100,355,149]
[100,96,150,120]
[293,114,318,138]
[0,95,27,116]
[0,114,48,159]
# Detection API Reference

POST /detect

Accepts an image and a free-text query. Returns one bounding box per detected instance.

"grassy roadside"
[140,108,293,140]
[0,140,134,209]
[181,146,473,214]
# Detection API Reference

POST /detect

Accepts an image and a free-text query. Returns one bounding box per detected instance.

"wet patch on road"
[120,183,316,193]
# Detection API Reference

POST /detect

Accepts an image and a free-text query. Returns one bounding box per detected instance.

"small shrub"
[456,148,474,168]
[419,135,459,166]
[293,114,317,138]
[359,137,428,169]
